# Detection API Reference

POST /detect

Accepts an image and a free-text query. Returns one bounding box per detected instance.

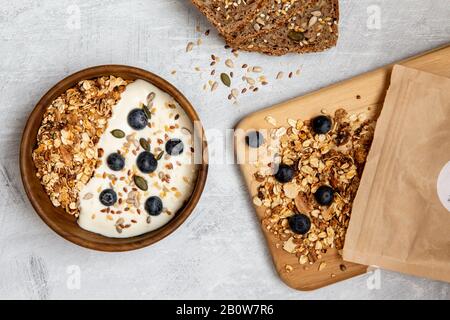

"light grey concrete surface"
[0,0,449,300]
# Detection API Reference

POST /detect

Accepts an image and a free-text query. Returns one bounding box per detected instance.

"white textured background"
[0,0,449,300]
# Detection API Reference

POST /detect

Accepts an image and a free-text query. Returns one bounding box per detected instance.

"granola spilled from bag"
[32,76,130,216]
[252,109,375,266]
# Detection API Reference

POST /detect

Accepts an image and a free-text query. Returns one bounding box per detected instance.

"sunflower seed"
[147,92,155,104]
[186,42,194,52]
[83,193,93,200]
[225,59,234,68]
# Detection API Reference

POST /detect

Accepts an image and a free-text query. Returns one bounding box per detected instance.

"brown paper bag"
[343,65,450,283]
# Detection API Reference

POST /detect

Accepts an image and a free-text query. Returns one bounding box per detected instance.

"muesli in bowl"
[21,66,208,250]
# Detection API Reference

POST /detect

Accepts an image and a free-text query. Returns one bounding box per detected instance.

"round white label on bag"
[437,161,450,212]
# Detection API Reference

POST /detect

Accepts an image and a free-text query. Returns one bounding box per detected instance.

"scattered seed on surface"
[276,72,284,80]
[211,81,218,92]
[225,59,234,68]
[186,42,194,52]
[252,66,262,73]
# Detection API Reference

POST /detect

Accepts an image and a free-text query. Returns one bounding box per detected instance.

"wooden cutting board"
[235,44,450,291]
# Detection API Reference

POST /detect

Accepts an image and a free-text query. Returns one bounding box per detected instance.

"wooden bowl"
[20,65,208,252]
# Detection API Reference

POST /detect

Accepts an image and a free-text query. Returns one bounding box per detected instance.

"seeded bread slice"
[227,0,304,45]
[191,0,266,39]
[230,0,339,56]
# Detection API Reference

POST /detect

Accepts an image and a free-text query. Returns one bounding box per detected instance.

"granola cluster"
[32,76,130,216]
[253,109,375,267]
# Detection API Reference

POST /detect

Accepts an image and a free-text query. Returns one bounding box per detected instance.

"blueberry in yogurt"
[99,189,117,206]
[165,138,184,156]
[127,108,148,130]
[145,196,163,216]
[106,153,125,171]
[136,151,158,173]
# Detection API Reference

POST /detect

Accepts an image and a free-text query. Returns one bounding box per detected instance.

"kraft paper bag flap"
[343,65,450,284]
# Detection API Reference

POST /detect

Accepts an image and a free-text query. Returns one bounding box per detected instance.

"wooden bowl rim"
[20,65,208,252]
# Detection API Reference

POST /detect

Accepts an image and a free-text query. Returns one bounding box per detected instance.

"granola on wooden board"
[251,108,375,266]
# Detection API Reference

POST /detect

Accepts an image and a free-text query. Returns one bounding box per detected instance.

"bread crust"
[191,0,266,37]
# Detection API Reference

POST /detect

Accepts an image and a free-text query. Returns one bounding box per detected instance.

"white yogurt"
[77,80,197,238]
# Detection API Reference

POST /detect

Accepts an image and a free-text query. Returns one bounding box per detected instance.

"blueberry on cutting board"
[275,164,295,183]
[312,115,332,134]
[314,185,335,206]
[145,196,163,216]
[99,189,117,206]
[289,214,311,235]
[245,131,265,148]
[128,109,148,130]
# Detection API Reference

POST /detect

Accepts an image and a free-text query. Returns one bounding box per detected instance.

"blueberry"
[99,189,117,206]
[165,138,184,156]
[275,164,295,183]
[289,214,311,235]
[127,109,148,130]
[245,131,265,148]
[136,151,158,173]
[314,185,335,206]
[145,196,163,216]
[312,115,332,134]
[106,153,125,171]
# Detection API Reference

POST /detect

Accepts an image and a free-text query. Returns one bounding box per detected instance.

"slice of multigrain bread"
[191,0,266,39]
[230,0,339,56]
[226,0,304,45]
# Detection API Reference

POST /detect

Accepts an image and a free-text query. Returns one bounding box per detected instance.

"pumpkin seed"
[133,175,148,191]
[111,129,125,138]
[156,151,164,160]
[288,30,305,42]
[220,73,231,87]
[142,105,152,119]
[139,138,150,151]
